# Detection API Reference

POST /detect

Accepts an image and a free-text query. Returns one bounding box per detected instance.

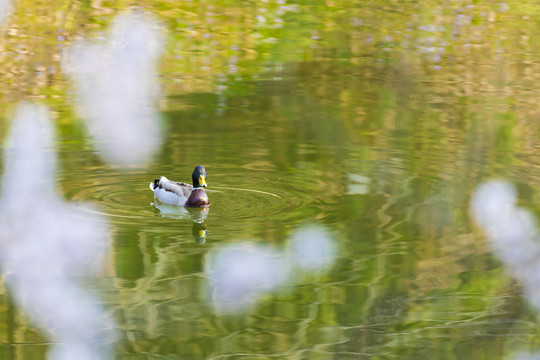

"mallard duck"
[149,165,210,207]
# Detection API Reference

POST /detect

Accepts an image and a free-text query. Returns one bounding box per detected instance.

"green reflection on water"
[2,0,540,359]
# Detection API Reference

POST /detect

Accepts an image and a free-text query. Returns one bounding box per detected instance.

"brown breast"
[185,188,210,207]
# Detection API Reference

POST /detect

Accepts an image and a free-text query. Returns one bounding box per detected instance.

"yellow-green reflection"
[1,1,540,359]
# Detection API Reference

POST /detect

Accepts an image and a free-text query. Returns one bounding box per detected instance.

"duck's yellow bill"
[199,175,207,187]
[198,230,207,237]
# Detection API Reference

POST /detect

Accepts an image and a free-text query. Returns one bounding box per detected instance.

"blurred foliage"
[0,0,536,103]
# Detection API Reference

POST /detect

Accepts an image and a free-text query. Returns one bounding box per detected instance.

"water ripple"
[57,169,315,225]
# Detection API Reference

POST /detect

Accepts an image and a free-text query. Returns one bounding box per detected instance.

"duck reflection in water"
[152,202,209,244]
[189,209,208,245]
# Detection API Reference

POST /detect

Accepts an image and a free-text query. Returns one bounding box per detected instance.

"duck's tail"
[149,179,159,191]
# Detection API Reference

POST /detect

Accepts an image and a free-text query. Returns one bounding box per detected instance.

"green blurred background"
[2,1,540,359]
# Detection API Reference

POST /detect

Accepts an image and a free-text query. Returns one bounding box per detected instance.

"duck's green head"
[192,165,207,188]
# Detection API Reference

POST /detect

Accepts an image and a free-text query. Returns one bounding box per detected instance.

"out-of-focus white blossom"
[204,224,338,313]
[64,13,165,166]
[0,103,115,360]
[471,180,540,311]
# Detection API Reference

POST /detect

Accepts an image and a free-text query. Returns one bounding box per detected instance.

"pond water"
[2,1,540,359]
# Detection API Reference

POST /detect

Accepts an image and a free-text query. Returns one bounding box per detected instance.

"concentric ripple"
[58,169,158,225]
[208,179,313,222]
[56,169,315,226]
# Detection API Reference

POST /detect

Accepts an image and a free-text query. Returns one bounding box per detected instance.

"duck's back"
[153,177,192,205]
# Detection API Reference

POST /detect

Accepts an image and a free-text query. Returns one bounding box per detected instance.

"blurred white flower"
[470,180,516,229]
[64,13,165,166]
[288,225,337,271]
[204,224,338,313]
[205,242,289,313]
[471,180,540,312]
[0,0,11,25]
[0,103,115,360]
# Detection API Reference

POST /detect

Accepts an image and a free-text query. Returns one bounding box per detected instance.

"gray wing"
[174,182,193,197]
[158,178,192,198]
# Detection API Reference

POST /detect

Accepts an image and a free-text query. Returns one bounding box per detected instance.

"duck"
[149,165,210,207]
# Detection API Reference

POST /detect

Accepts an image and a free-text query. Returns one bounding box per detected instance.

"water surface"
[2,1,540,359]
